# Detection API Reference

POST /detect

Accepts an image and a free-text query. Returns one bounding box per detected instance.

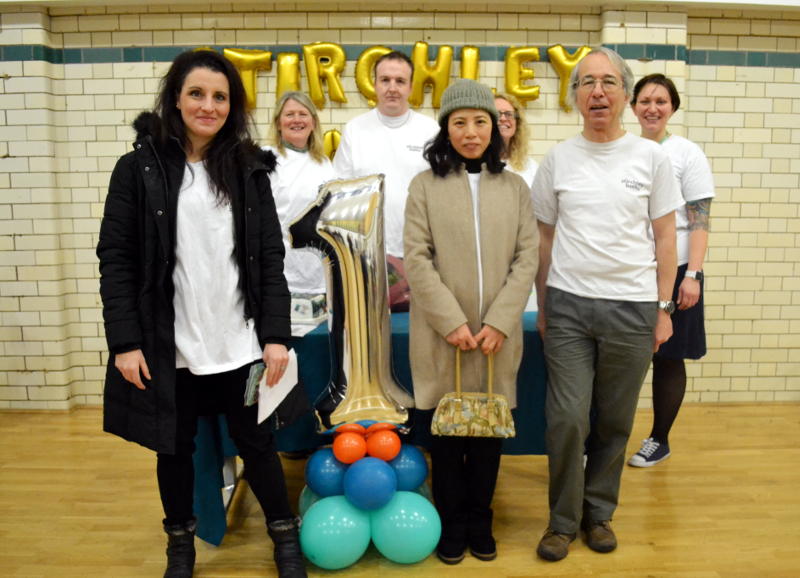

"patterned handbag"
[430,348,516,438]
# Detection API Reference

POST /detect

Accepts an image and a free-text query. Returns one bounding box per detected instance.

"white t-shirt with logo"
[172,161,262,374]
[533,132,682,302]
[662,134,715,265]
[332,108,439,257]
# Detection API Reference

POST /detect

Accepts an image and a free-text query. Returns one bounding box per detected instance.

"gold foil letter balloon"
[275,52,301,97]
[289,176,413,428]
[504,46,540,105]
[460,46,480,81]
[548,44,592,112]
[303,42,348,108]
[409,41,453,108]
[323,129,341,161]
[222,48,272,110]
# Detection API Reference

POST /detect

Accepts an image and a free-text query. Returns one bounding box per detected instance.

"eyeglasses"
[575,76,622,91]
[498,111,518,120]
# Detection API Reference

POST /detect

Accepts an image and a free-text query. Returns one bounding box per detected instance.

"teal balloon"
[298,485,321,517]
[369,491,441,564]
[300,496,371,570]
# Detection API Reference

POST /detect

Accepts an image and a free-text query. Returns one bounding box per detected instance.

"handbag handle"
[454,347,494,396]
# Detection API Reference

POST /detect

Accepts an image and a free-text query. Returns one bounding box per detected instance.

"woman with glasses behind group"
[532,47,682,562]
[493,92,538,188]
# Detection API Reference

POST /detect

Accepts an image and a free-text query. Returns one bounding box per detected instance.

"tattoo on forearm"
[687,198,711,231]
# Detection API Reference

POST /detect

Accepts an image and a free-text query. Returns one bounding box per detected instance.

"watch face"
[659,301,676,314]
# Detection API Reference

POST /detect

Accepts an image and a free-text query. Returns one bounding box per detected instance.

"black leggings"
[429,435,503,538]
[157,363,293,526]
[649,356,687,444]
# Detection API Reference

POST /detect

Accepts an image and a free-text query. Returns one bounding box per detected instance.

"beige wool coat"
[404,167,539,410]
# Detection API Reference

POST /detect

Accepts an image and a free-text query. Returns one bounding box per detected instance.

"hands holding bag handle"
[445,323,505,354]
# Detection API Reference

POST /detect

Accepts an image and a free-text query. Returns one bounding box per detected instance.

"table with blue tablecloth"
[193,311,547,544]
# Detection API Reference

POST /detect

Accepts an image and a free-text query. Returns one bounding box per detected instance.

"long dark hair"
[423,113,505,177]
[154,49,259,203]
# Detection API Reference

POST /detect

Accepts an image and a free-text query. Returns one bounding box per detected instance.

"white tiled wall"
[1,3,799,408]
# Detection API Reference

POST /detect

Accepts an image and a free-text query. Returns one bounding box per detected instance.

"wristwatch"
[685,269,704,282]
[658,300,676,315]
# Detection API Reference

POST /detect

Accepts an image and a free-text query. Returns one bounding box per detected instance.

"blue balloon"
[304,448,347,497]
[298,485,321,517]
[388,443,429,491]
[343,457,397,511]
[370,491,442,564]
[300,496,371,570]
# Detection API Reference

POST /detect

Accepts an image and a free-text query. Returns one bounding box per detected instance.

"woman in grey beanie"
[404,79,539,564]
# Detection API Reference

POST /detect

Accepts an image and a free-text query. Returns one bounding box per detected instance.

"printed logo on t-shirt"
[621,178,645,192]
[407,145,424,152]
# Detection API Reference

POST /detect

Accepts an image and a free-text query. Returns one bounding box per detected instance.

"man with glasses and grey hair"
[532,46,682,562]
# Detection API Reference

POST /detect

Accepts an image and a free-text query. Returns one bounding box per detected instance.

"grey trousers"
[542,288,656,534]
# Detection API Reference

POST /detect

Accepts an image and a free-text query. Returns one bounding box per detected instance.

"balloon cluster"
[299,422,440,570]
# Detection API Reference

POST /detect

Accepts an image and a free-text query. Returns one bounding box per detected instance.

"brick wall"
[1,2,798,408]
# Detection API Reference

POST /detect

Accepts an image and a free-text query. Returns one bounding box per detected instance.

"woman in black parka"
[96,49,305,578]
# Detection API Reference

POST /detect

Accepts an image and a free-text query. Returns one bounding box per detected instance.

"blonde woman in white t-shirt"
[266,91,335,317]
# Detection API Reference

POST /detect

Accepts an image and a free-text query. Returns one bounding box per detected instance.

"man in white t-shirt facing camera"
[532,47,682,563]
[333,50,438,310]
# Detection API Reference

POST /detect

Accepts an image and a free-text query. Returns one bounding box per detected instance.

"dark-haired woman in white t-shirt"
[628,73,714,469]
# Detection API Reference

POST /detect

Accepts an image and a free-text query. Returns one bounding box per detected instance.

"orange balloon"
[366,430,401,461]
[333,432,367,464]
[336,423,366,436]
[366,422,397,435]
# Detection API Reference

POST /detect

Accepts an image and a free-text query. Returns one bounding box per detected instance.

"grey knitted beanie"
[438,79,498,123]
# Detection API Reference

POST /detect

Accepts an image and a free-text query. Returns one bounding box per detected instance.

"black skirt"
[656,263,707,360]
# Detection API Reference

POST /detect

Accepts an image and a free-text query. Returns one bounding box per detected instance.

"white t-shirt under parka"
[173,161,261,375]
[332,108,439,258]
[533,132,683,302]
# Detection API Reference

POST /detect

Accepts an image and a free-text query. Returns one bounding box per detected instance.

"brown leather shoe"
[582,519,617,553]
[536,528,576,561]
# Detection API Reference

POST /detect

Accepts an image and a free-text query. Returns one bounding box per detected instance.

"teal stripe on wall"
[0,44,798,68]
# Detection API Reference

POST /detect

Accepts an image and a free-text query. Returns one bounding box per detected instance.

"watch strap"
[685,269,703,282]
[658,300,676,314]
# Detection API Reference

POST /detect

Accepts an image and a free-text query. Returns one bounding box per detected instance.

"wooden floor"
[1,404,798,577]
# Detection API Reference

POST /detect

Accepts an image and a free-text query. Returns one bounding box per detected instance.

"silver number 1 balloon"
[289,174,413,428]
